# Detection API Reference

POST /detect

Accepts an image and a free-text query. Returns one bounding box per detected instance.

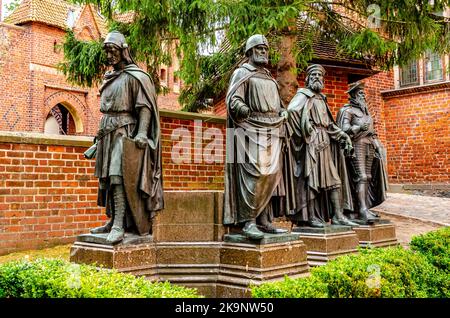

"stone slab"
[218,240,309,297]
[70,241,157,274]
[76,233,153,246]
[223,233,301,245]
[292,224,351,234]
[352,222,398,248]
[295,230,359,266]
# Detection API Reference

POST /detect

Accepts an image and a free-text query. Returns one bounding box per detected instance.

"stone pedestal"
[218,234,309,298]
[352,220,398,248]
[70,191,310,297]
[156,242,222,297]
[292,225,359,266]
[70,233,157,277]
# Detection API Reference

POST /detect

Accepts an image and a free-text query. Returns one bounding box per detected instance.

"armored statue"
[336,81,388,223]
[286,64,358,228]
[88,31,164,243]
[224,34,293,239]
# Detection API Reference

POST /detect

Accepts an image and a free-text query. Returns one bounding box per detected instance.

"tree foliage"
[61,0,450,111]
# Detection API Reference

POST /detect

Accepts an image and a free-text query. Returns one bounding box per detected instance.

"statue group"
[87,31,387,243]
[224,34,388,239]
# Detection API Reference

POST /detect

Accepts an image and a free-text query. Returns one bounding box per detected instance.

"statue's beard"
[355,96,367,108]
[308,79,324,92]
[253,55,268,65]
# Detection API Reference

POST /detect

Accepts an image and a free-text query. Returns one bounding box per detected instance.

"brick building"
[0,0,182,136]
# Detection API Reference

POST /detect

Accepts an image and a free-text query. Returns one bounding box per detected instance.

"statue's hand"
[134,133,148,149]
[342,134,354,157]
[374,146,383,159]
[305,122,314,136]
[360,123,369,131]
[238,106,251,120]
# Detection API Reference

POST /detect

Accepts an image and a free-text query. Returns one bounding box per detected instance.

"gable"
[73,4,108,40]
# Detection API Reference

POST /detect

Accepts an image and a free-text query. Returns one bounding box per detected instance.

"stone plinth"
[152,191,226,242]
[156,242,222,297]
[292,225,359,266]
[352,220,398,248]
[218,234,309,298]
[70,191,310,297]
[70,234,157,277]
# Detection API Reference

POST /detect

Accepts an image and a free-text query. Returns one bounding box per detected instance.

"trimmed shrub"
[251,275,328,298]
[410,226,450,273]
[252,246,449,298]
[0,258,200,298]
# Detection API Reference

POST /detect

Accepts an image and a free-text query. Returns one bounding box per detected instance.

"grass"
[0,244,71,264]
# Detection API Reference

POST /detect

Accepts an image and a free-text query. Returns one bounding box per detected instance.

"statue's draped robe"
[336,101,388,213]
[224,63,295,225]
[287,88,352,222]
[95,64,164,230]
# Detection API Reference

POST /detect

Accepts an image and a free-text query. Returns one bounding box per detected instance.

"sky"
[1,0,16,21]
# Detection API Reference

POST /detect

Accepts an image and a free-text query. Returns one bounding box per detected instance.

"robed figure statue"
[336,81,388,224]
[89,31,164,244]
[224,34,293,240]
[286,64,358,228]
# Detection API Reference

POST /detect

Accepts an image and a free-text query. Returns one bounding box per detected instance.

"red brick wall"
[382,88,450,183]
[0,137,103,255]
[363,71,395,145]
[160,114,225,190]
[0,23,31,132]
[0,112,226,255]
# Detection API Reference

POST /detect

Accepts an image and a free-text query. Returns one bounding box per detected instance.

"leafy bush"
[251,275,328,298]
[252,246,449,298]
[0,258,200,298]
[410,226,450,273]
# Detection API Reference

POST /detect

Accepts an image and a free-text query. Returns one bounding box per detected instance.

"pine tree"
[61,0,450,111]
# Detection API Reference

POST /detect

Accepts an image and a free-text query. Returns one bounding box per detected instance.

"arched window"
[44,104,76,135]
[160,68,167,85]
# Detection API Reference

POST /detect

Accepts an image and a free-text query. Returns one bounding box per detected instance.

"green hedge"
[410,226,450,273]
[0,258,200,298]
[252,245,449,298]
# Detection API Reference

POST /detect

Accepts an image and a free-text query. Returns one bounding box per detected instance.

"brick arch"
[77,26,96,41]
[44,91,87,133]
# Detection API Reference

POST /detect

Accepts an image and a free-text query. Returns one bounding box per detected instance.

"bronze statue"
[89,31,164,243]
[336,81,388,223]
[223,34,292,240]
[287,64,358,228]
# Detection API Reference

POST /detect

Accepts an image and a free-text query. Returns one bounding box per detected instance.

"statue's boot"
[106,185,126,244]
[330,190,359,227]
[90,220,113,234]
[257,210,288,234]
[308,218,326,228]
[359,208,379,224]
[356,183,378,224]
[242,221,265,240]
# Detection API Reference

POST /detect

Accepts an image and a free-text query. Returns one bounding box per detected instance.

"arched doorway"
[44,103,76,135]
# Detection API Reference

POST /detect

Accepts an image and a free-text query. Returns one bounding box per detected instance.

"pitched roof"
[306,36,375,70]
[4,0,108,37]
[5,0,80,30]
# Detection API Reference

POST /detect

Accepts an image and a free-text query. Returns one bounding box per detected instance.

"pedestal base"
[352,220,398,248]
[70,241,157,277]
[70,236,309,298]
[292,225,359,266]
[218,239,309,297]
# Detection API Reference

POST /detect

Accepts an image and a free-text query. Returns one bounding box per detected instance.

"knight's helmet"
[103,31,135,65]
[244,34,269,56]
